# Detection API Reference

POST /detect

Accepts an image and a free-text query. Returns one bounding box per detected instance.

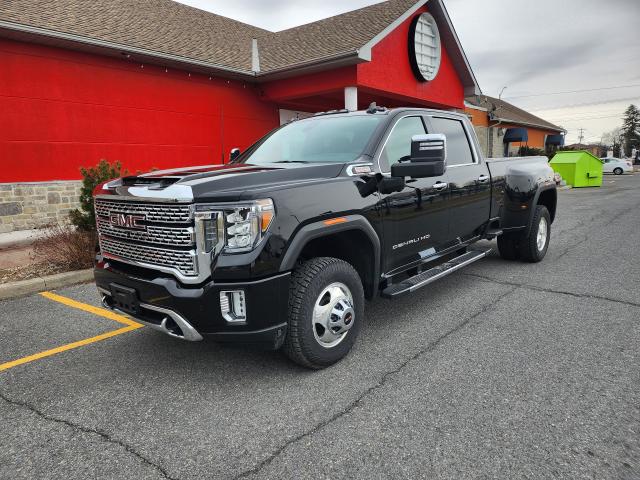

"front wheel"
[519,205,551,263]
[613,167,623,175]
[283,257,364,369]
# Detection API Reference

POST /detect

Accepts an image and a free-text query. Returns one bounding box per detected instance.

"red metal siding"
[0,39,279,182]
[357,6,465,110]
[261,66,358,104]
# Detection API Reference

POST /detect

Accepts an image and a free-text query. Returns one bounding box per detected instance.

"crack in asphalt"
[0,391,178,480]
[233,285,520,479]
[464,273,640,309]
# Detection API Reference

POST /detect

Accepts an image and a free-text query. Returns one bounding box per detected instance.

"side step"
[381,248,491,299]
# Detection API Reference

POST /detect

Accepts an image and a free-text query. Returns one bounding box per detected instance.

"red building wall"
[357,6,464,109]
[0,38,279,182]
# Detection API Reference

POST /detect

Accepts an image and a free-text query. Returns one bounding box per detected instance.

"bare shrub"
[33,224,96,271]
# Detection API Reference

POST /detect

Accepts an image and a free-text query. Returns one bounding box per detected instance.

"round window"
[409,12,441,82]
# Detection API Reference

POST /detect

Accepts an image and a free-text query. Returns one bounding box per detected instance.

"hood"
[105,162,345,203]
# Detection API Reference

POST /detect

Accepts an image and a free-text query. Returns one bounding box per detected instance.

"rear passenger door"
[426,115,491,242]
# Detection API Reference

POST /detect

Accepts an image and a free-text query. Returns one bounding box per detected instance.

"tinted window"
[242,115,383,165]
[380,116,426,171]
[429,117,474,166]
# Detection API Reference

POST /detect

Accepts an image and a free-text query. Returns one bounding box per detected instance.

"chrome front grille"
[95,198,191,223]
[95,197,199,279]
[100,237,197,276]
[97,218,193,247]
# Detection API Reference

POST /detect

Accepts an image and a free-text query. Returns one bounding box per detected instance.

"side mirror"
[229,147,241,162]
[390,134,446,178]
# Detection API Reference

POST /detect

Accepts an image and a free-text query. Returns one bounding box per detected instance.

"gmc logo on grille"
[110,213,146,230]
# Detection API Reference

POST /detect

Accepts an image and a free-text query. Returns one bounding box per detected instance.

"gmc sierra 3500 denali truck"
[94,105,557,369]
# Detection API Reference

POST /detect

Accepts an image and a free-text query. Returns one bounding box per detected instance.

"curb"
[0,228,44,250]
[0,269,94,301]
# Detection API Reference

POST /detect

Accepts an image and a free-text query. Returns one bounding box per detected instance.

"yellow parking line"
[0,292,143,372]
[0,325,140,372]
[40,291,141,327]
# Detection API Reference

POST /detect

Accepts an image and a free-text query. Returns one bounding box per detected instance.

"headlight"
[224,199,274,251]
[194,199,274,253]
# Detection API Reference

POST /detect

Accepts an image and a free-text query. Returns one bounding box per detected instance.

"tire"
[497,233,520,260]
[518,205,551,263]
[613,167,623,175]
[283,257,364,369]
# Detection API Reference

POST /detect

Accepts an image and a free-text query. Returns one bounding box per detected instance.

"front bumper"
[95,261,290,349]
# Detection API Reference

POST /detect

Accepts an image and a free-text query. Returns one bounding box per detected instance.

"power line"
[546,114,622,122]
[530,95,640,113]
[503,84,640,100]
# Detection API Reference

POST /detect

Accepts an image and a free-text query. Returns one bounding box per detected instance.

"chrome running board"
[381,248,491,299]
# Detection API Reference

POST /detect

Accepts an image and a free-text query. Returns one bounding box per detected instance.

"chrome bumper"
[98,287,203,341]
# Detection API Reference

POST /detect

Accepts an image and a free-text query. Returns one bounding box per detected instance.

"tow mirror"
[390,134,446,178]
[229,147,241,162]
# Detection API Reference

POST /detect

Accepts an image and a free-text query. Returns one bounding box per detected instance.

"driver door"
[377,115,451,275]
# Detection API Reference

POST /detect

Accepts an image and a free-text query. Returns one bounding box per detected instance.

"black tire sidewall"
[614,168,622,175]
[289,259,364,367]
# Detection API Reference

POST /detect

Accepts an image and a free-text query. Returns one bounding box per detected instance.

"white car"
[601,157,633,175]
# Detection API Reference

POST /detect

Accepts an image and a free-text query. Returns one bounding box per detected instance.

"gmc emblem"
[110,213,146,230]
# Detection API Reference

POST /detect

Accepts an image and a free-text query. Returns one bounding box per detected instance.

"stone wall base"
[0,181,82,233]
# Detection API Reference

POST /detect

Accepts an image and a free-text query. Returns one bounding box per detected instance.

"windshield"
[240,115,383,165]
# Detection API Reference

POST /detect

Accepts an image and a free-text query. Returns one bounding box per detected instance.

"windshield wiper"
[273,160,309,164]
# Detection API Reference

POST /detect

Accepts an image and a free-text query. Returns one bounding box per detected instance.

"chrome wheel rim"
[312,282,354,348]
[536,217,548,251]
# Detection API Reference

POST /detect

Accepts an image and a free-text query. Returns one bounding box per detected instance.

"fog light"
[220,290,246,324]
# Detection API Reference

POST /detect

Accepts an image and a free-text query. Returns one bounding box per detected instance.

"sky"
[176,0,640,144]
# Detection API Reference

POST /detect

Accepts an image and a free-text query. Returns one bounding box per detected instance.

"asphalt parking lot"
[1,174,639,480]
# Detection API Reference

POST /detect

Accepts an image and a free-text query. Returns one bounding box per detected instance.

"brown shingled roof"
[0,0,424,74]
[466,95,564,133]
[0,0,269,72]
[259,0,418,71]
[0,0,477,91]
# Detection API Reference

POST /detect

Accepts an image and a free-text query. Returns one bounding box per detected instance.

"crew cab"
[94,106,557,369]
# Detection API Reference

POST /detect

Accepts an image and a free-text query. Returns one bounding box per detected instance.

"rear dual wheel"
[497,205,551,263]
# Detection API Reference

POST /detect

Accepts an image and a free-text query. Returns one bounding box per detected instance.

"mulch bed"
[0,263,62,284]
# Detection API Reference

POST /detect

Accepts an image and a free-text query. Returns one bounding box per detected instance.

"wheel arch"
[279,215,381,299]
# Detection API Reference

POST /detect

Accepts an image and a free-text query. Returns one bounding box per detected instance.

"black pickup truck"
[94,106,556,368]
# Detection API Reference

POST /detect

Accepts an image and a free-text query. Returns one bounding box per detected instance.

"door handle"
[477,174,489,183]
[432,182,448,190]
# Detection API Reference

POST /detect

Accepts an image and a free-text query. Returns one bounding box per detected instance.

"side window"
[380,116,426,172]
[429,117,474,166]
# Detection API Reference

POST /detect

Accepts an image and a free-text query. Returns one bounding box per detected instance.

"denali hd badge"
[110,213,146,230]
[393,234,430,250]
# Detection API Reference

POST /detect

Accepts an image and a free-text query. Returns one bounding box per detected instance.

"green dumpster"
[550,150,603,187]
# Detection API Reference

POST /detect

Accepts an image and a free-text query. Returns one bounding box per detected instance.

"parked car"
[601,156,633,175]
[93,106,557,368]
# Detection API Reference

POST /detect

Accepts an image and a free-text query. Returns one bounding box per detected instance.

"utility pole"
[577,128,585,146]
